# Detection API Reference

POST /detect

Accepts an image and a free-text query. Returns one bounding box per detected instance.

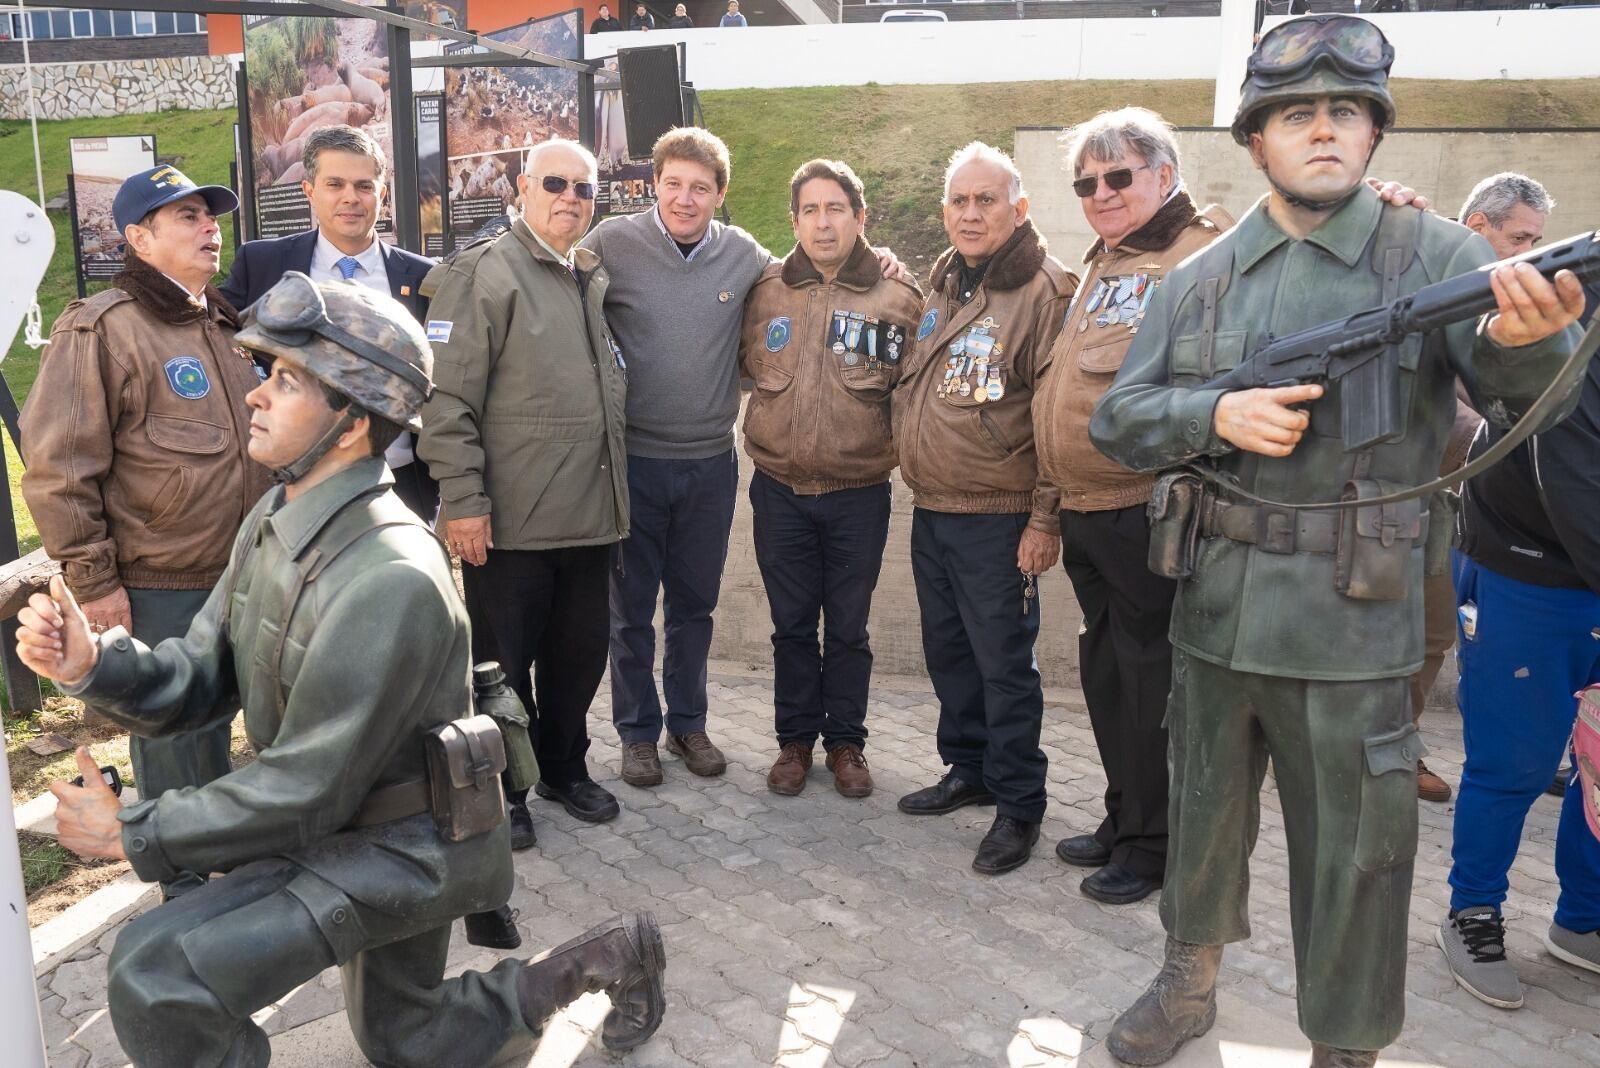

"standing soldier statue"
[1090,15,1585,1067]
[21,274,667,1068]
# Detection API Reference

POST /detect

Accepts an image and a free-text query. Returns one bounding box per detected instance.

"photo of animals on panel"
[444,9,582,246]
[68,134,157,286]
[243,5,394,238]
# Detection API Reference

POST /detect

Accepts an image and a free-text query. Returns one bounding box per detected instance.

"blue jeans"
[910,508,1047,823]
[1448,552,1600,931]
[750,471,891,751]
[608,451,738,743]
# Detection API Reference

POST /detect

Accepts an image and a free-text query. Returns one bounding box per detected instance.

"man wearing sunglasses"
[1091,15,1585,1068]
[1031,108,1233,909]
[419,139,632,835]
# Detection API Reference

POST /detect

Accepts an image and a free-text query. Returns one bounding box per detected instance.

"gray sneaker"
[1545,921,1600,975]
[1436,906,1524,1009]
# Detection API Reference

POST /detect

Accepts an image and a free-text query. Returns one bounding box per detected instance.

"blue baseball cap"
[113,165,239,233]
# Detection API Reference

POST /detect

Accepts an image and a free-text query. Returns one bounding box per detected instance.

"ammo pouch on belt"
[1335,480,1427,601]
[1422,488,1458,578]
[1147,471,1205,580]
[424,715,508,842]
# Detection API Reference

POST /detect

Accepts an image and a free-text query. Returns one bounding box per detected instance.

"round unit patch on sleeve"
[917,308,939,341]
[764,316,792,352]
[163,356,211,400]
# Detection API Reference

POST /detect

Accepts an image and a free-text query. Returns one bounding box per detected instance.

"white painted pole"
[2,742,49,1068]
[1214,0,1259,130]
[1,187,63,1068]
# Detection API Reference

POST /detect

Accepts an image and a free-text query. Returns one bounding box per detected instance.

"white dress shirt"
[308,232,415,470]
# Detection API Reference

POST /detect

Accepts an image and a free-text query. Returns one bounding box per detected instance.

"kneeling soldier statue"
[1089,15,1584,1068]
[23,273,667,1068]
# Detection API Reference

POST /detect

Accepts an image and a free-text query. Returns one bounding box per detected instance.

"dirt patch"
[20,831,128,927]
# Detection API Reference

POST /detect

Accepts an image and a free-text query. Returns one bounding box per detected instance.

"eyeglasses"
[1250,15,1393,84]
[538,175,596,200]
[1073,164,1152,198]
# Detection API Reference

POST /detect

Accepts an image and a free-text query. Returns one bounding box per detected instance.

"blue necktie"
[336,255,360,280]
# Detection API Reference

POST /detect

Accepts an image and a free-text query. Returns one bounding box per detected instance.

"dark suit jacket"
[219,229,433,322]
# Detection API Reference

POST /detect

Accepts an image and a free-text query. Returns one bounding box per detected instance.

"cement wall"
[593,10,1600,91]
[1016,127,1600,265]
[0,55,235,120]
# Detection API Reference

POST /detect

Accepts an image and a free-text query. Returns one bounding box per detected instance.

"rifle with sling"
[1197,229,1600,451]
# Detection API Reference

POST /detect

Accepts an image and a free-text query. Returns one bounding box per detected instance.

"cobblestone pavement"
[34,664,1600,1067]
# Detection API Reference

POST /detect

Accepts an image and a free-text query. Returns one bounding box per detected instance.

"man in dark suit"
[221,124,439,523]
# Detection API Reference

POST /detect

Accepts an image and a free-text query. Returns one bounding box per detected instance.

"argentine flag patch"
[426,320,453,344]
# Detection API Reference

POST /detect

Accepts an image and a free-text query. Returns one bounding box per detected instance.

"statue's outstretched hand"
[17,574,100,686]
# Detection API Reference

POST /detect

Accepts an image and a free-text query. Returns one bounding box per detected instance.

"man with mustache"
[22,166,273,901]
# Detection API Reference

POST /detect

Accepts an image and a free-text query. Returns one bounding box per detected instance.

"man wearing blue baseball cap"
[21,165,272,900]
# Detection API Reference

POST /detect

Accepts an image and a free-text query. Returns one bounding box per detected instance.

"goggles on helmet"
[1248,15,1393,87]
[249,275,433,401]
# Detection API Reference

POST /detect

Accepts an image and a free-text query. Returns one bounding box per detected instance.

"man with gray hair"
[1460,171,1553,259]
[1032,108,1232,905]
[894,141,1078,875]
[221,124,438,523]
[420,139,631,842]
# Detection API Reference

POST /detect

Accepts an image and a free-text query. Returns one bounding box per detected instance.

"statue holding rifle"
[1089,15,1587,1067]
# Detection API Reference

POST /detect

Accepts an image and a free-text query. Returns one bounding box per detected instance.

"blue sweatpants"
[1448,552,1600,932]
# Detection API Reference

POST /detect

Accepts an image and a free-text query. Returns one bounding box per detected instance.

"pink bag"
[1575,685,1600,842]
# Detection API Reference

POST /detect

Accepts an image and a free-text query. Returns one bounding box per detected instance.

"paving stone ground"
[32,663,1600,1068]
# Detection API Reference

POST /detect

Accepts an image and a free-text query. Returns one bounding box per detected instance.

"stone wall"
[0,54,235,120]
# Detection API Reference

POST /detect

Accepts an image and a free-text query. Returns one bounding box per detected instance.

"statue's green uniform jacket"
[1090,186,1580,681]
[70,458,510,931]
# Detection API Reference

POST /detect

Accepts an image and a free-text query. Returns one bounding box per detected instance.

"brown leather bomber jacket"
[739,238,924,493]
[893,219,1078,533]
[1034,192,1232,513]
[21,253,271,601]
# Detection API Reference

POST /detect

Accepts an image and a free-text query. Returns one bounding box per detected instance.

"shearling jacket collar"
[1083,189,1200,263]
[780,236,881,291]
[114,250,239,329]
[930,218,1048,296]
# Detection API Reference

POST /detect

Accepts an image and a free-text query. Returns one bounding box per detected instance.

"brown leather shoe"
[666,731,727,777]
[621,742,664,787]
[825,744,873,798]
[1418,759,1452,803]
[766,743,812,796]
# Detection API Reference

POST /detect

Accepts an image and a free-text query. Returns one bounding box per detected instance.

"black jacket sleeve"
[1533,360,1600,595]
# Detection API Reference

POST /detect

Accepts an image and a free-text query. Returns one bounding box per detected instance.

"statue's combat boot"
[463,904,523,950]
[1310,1045,1380,1068]
[1107,936,1223,1065]
[516,911,666,1050]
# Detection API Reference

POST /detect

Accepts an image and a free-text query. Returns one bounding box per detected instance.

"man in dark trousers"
[22,165,274,902]
[220,124,438,524]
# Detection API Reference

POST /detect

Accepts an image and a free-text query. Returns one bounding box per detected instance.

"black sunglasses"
[539,175,596,200]
[1072,164,1153,199]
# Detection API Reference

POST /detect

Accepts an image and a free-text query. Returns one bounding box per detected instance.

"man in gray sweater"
[582,129,902,787]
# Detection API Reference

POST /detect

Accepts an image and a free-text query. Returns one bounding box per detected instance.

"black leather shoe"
[509,801,536,851]
[972,815,1040,875]
[464,905,523,950]
[897,770,997,815]
[1081,861,1162,905]
[1055,834,1112,868]
[536,778,621,823]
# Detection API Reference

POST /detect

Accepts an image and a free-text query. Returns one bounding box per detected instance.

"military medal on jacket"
[1083,272,1161,335]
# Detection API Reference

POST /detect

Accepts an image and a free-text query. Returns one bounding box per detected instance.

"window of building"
[71,9,92,36]
[113,10,134,35]
[133,10,156,35]
[154,11,175,33]
[176,12,201,33]
[50,9,72,36]
[92,10,111,35]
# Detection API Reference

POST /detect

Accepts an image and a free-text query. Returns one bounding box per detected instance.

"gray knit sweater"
[581,209,773,459]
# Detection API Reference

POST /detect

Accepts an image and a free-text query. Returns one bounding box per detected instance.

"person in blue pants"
[1438,289,1600,1009]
